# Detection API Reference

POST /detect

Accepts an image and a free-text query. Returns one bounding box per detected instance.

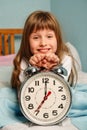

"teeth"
[39,48,50,50]
[37,48,50,53]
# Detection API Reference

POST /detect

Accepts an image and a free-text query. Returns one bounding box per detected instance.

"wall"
[0,0,51,52]
[51,0,87,72]
[0,0,51,28]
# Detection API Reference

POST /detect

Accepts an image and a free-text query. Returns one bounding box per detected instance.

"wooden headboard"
[0,29,23,56]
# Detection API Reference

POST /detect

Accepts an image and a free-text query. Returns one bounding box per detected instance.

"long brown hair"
[11,10,77,90]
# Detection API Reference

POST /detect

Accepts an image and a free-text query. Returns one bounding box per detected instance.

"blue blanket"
[0,87,27,128]
[68,84,87,130]
[0,84,87,130]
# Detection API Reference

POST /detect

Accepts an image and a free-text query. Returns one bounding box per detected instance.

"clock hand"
[44,91,51,100]
[44,83,47,97]
[35,91,51,114]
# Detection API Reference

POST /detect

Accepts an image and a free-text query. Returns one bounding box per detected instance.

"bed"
[0,29,87,130]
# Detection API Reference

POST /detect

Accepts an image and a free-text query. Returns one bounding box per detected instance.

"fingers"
[41,53,60,70]
[42,62,58,70]
[29,54,45,66]
[45,53,59,63]
[29,53,60,70]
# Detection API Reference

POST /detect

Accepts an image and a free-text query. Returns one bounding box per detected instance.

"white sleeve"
[61,55,72,81]
[19,59,28,83]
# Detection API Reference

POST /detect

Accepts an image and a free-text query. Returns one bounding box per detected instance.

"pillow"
[0,54,15,88]
[66,42,82,71]
[0,54,15,66]
[0,66,13,87]
[77,71,87,84]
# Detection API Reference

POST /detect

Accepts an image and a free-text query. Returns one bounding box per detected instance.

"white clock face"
[19,72,71,125]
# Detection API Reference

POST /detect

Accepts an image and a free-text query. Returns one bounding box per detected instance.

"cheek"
[30,46,35,54]
[52,42,57,53]
[29,43,34,53]
[29,41,35,54]
[30,44,38,54]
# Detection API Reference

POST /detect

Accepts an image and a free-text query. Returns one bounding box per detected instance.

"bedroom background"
[0,0,87,72]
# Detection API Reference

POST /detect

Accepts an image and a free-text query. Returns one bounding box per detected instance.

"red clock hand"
[44,91,51,100]
[35,91,51,114]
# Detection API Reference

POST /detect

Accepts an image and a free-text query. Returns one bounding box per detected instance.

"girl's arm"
[19,59,29,83]
[61,55,72,81]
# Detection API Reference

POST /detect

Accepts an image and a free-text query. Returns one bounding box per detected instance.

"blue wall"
[51,0,87,72]
[0,0,51,28]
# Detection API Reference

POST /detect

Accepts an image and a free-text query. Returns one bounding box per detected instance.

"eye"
[47,35,53,38]
[33,36,39,39]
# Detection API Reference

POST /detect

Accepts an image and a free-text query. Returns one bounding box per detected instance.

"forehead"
[32,28,54,33]
[32,26,53,33]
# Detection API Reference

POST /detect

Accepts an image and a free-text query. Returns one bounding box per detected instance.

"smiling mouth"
[38,48,50,53]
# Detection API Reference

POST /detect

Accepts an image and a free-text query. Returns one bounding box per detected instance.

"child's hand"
[29,54,45,67]
[42,53,59,70]
[29,53,59,70]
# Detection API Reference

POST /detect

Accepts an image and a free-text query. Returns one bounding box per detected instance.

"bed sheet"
[0,120,78,130]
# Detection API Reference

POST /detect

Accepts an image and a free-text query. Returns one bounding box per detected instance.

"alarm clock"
[19,66,72,126]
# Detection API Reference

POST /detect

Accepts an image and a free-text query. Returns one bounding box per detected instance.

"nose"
[40,38,47,46]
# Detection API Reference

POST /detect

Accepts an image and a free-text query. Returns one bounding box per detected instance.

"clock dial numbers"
[25,95,31,101]
[53,80,56,85]
[28,103,34,109]
[52,110,58,116]
[35,80,39,86]
[20,72,71,125]
[61,94,66,100]
[28,87,34,93]
[58,86,63,92]
[42,78,49,84]
[58,103,64,109]
[43,113,49,118]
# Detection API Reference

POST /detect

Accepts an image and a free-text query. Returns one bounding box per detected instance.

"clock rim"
[19,71,72,125]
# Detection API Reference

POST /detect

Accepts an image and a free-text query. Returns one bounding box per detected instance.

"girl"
[11,10,77,91]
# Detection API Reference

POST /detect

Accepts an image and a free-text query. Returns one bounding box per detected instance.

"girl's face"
[29,29,57,55]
